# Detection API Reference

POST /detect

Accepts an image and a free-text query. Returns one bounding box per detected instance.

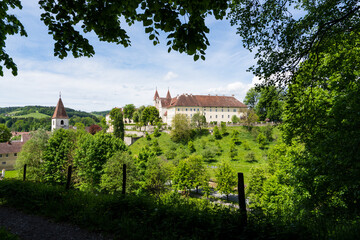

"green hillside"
[130,125,280,183]
[12,111,50,119]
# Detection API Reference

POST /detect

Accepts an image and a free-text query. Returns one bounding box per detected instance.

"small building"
[52,96,69,131]
[154,89,248,126]
[0,133,31,170]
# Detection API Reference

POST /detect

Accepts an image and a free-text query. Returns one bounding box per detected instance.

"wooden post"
[66,165,72,190]
[23,164,27,181]
[122,164,126,195]
[238,172,247,226]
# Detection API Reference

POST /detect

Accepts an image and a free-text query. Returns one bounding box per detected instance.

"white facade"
[51,118,69,131]
[165,106,246,126]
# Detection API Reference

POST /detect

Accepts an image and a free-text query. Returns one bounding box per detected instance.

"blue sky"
[1,1,260,112]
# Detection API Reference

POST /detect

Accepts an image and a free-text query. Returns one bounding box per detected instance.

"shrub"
[213,126,222,140]
[188,141,196,153]
[242,140,250,150]
[256,132,267,149]
[153,127,161,137]
[202,147,216,162]
[146,132,151,140]
[245,152,257,162]
[229,143,238,160]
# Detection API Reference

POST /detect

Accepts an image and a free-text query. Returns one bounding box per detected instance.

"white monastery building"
[51,96,69,131]
[154,89,248,126]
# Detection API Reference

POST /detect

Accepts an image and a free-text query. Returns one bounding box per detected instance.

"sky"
[0,1,260,112]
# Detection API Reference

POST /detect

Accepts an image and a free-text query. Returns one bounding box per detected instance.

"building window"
[210,116,212,119]
[6,154,8,157]
[210,109,212,112]
[204,112,206,115]
[233,109,236,112]
[216,115,218,118]
[204,108,206,111]
[228,115,230,118]
[222,115,224,118]
[14,153,17,157]
[178,108,180,111]
[228,108,230,112]
[186,108,188,111]
[0,154,2,158]
[190,114,192,117]
[2,162,6,165]
[190,108,192,111]
[222,108,224,112]
[197,108,199,111]
[61,120,64,125]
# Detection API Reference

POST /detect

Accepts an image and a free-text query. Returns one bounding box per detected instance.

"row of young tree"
[16,128,238,198]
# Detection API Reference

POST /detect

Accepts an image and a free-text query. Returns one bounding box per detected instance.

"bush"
[188,141,196,153]
[229,143,238,160]
[146,132,151,140]
[256,133,267,149]
[245,152,257,162]
[153,127,161,137]
[202,147,216,162]
[242,140,251,150]
[213,126,222,140]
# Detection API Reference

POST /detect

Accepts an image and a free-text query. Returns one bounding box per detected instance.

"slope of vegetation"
[130,125,280,183]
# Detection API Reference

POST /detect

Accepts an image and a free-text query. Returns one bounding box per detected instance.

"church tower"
[51,95,69,131]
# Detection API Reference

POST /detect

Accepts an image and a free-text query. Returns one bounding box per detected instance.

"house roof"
[52,98,69,119]
[0,141,24,154]
[166,94,247,108]
[154,89,160,100]
[166,89,171,99]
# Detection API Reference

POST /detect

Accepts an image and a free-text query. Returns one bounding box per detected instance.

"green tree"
[109,108,124,140]
[42,129,76,184]
[231,115,239,124]
[74,132,127,191]
[0,124,11,142]
[141,106,160,125]
[151,139,162,156]
[15,129,49,181]
[123,104,136,120]
[188,140,196,153]
[191,113,207,131]
[173,155,207,194]
[170,114,192,143]
[213,126,222,140]
[100,151,137,194]
[256,132,266,149]
[244,87,260,109]
[215,160,237,201]
[242,109,259,131]
[153,127,161,137]
[143,158,173,196]
[229,143,238,160]
[220,122,228,136]
[255,86,284,122]
[133,106,145,124]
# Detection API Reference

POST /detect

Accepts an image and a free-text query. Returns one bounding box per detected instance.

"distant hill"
[0,106,97,119]
[91,110,110,117]
[0,106,104,132]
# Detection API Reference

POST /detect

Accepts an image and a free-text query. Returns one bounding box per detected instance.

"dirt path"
[0,206,111,240]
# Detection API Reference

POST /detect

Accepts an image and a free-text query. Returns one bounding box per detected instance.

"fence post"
[122,164,126,195]
[66,165,72,190]
[23,164,27,181]
[238,172,247,226]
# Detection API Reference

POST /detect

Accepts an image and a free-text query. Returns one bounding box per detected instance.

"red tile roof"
[154,90,160,100]
[166,90,171,99]
[0,141,24,154]
[165,94,247,108]
[52,98,69,119]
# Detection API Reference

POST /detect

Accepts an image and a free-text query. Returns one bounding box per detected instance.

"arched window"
[61,120,64,125]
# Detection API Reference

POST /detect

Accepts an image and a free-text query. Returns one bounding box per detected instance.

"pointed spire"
[154,88,160,100]
[52,97,69,119]
[166,88,171,99]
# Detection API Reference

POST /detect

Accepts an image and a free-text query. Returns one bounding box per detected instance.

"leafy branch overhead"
[230,0,360,85]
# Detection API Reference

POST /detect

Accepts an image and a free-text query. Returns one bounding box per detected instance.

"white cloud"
[163,71,178,81]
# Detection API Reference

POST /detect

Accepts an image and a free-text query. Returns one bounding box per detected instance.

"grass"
[12,111,50,119]
[130,126,281,183]
[4,170,21,179]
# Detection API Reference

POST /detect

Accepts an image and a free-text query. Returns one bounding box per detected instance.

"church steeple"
[51,95,69,131]
[166,88,171,99]
[154,88,160,100]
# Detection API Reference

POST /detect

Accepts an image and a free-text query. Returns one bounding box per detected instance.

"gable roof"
[52,98,69,119]
[0,142,24,154]
[166,94,247,108]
